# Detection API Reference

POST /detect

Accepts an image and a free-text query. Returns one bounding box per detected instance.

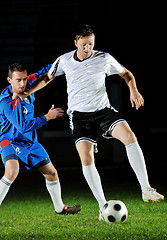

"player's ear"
[74,40,78,48]
[7,77,12,84]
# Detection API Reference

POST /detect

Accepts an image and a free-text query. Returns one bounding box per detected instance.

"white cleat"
[142,188,164,203]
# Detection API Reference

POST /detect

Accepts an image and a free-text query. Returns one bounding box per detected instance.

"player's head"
[74,24,95,60]
[75,24,95,41]
[7,62,28,94]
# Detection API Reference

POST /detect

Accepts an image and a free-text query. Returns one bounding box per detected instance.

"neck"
[74,51,92,62]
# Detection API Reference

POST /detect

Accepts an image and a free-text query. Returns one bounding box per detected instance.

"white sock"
[0,176,13,205]
[126,141,151,192]
[46,179,64,213]
[82,163,107,208]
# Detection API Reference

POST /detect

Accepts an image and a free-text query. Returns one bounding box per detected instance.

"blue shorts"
[0,140,50,170]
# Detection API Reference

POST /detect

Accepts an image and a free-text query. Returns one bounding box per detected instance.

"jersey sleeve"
[1,98,47,134]
[105,53,124,76]
[49,57,64,77]
[27,64,52,84]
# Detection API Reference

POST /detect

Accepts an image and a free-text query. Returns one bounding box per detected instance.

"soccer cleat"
[55,205,82,215]
[142,188,164,203]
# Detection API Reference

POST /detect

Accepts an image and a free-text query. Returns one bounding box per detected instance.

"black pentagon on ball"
[103,203,108,210]
[121,215,127,222]
[114,204,121,211]
[108,215,116,222]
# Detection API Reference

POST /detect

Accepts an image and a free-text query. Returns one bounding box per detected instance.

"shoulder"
[0,96,10,105]
[93,50,105,57]
[59,50,75,61]
[0,86,11,106]
[103,52,115,60]
[51,50,75,70]
[0,86,23,112]
[93,51,115,59]
[103,52,121,65]
[0,96,13,113]
[92,50,112,61]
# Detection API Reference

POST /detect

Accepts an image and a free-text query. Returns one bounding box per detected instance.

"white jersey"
[49,50,124,114]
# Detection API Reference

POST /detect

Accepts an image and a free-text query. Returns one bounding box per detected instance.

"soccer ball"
[101,200,128,223]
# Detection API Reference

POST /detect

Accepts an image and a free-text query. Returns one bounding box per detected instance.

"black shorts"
[70,107,126,152]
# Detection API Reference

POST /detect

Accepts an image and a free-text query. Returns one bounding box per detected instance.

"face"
[7,70,27,94]
[74,33,95,60]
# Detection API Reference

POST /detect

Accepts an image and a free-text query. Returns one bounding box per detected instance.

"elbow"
[119,68,133,80]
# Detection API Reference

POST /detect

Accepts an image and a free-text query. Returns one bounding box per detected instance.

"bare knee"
[5,169,19,181]
[80,152,94,166]
[5,160,19,181]
[44,168,58,181]
[125,130,137,145]
[39,163,58,181]
[112,122,137,146]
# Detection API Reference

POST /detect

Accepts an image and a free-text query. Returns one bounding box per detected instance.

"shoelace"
[142,187,156,194]
[148,188,156,192]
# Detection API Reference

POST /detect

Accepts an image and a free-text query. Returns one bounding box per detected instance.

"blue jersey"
[0,64,52,149]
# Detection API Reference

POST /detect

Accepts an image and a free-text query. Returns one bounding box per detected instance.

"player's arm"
[118,67,144,110]
[27,64,52,84]
[13,65,55,101]
[26,72,55,96]
[2,99,64,134]
[13,72,55,101]
[14,59,62,101]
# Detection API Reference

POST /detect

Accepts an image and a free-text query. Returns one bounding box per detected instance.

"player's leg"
[4,159,20,181]
[109,121,137,145]
[110,121,150,191]
[38,162,81,214]
[76,141,107,208]
[0,159,19,205]
[38,161,58,181]
[110,121,164,202]
[38,162,64,213]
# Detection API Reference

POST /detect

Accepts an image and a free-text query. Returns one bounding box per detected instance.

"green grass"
[0,171,166,240]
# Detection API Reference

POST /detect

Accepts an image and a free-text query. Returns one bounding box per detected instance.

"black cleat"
[55,205,82,215]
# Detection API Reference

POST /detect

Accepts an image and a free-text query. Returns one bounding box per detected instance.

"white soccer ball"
[101,200,128,223]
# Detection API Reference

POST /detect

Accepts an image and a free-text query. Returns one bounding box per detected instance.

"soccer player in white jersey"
[18,24,164,219]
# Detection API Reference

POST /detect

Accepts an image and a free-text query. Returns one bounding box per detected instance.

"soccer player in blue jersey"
[0,62,81,215]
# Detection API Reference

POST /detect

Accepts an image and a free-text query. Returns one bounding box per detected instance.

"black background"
[0,0,166,172]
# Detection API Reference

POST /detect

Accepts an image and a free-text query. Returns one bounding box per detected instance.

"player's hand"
[12,92,29,101]
[12,92,19,100]
[130,89,144,110]
[44,105,64,121]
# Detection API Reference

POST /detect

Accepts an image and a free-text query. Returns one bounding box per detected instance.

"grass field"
[0,167,166,240]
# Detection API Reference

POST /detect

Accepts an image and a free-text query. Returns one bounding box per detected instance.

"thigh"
[76,141,95,166]
[110,121,137,145]
[97,108,126,139]
[28,142,50,170]
[1,141,20,165]
[71,111,98,149]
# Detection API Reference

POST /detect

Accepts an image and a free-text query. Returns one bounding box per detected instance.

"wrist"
[129,85,138,92]
[44,114,49,122]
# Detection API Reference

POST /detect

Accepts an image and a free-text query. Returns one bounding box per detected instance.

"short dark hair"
[75,24,95,41]
[8,62,27,78]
